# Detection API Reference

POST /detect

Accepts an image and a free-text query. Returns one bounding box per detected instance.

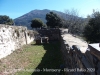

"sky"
[0,0,100,19]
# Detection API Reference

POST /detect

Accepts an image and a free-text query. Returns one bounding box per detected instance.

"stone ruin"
[35,28,60,44]
[0,24,100,75]
[0,24,34,59]
[0,26,61,59]
[60,29,100,75]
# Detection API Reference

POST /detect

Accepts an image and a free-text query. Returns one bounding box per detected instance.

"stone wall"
[38,28,60,41]
[0,24,34,59]
[60,29,100,75]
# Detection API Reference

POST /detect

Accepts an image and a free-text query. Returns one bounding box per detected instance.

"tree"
[83,11,100,43]
[65,9,86,35]
[0,15,13,25]
[46,12,63,28]
[31,18,44,28]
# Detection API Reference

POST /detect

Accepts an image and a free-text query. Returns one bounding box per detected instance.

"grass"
[0,41,63,75]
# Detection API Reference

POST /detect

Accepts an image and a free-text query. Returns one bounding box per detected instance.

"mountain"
[14,9,66,29]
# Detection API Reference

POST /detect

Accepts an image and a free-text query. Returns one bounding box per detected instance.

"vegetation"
[46,12,63,28]
[14,9,67,29]
[31,18,45,28]
[83,11,100,43]
[15,29,20,37]
[0,15,14,25]
[64,9,88,35]
[0,42,63,75]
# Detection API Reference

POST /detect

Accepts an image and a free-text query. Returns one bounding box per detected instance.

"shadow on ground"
[31,41,64,75]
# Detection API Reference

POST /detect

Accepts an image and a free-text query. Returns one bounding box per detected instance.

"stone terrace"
[61,29,88,53]
[60,28,100,75]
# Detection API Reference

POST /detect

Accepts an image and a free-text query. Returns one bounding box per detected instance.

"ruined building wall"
[38,29,60,41]
[60,29,100,75]
[0,24,34,59]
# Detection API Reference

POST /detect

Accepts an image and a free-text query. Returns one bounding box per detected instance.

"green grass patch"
[0,41,63,75]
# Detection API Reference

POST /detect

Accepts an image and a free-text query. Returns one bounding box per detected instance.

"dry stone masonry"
[0,25,100,75]
[0,24,34,59]
[60,29,100,75]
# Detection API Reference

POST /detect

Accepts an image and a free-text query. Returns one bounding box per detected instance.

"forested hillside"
[14,9,67,29]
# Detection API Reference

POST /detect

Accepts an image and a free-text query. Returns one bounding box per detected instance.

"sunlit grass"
[0,41,63,75]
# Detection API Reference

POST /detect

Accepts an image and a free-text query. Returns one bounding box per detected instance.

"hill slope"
[14,9,66,29]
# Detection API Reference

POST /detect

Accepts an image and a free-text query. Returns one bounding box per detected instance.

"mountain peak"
[14,9,66,29]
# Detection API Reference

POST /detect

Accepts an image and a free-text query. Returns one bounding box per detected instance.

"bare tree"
[64,9,86,35]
